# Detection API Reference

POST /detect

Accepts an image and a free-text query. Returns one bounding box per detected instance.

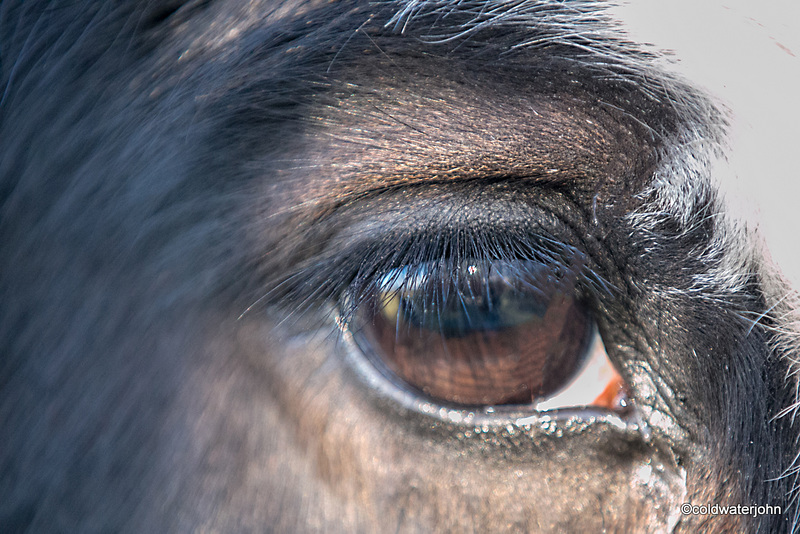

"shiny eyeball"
[348,259,627,410]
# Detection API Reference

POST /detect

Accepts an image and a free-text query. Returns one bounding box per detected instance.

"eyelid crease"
[329,173,573,210]
[315,183,586,254]
[260,184,617,329]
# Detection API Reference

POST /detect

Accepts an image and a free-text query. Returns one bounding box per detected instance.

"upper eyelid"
[266,193,615,323]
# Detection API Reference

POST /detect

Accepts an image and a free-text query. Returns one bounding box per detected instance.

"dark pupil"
[354,261,594,406]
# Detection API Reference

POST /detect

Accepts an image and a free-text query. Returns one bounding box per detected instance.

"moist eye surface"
[349,258,595,406]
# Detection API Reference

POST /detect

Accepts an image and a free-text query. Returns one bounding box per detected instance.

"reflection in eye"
[350,259,626,408]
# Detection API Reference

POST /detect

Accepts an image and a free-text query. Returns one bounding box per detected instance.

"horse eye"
[349,260,628,409]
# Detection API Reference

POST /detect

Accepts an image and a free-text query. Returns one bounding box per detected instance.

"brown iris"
[353,261,594,406]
